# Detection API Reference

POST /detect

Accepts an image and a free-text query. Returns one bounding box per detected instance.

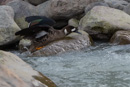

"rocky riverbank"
[0,0,130,55]
[1,0,130,86]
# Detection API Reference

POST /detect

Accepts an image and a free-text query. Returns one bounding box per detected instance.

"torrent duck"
[15,16,80,52]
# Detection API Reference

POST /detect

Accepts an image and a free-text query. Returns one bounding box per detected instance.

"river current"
[14,42,130,87]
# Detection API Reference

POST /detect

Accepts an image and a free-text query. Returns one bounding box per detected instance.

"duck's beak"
[74,30,82,35]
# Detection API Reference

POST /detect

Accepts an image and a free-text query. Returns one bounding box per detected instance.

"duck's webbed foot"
[35,46,45,50]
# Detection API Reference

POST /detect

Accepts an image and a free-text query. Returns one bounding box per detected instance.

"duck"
[15,16,81,53]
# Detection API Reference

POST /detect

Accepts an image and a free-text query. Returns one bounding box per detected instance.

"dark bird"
[15,16,81,52]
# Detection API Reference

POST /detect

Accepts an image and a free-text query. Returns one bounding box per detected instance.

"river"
[14,42,130,87]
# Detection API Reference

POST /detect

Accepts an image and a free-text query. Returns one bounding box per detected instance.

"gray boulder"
[0,0,12,5]
[0,50,57,87]
[7,0,36,29]
[79,6,130,40]
[0,5,20,46]
[104,0,128,10]
[110,30,130,45]
[36,0,101,19]
[85,1,109,13]
[0,0,22,5]
[21,30,92,56]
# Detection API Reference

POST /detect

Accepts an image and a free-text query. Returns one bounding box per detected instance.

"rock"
[68,18,79,27]
[26,0,48,6]
[0,0,13,5]
[7,0,36,29]
[85,1,109,13]
[104,0,128,10]
[21,30,92,56]
[79,6,130,40]
[0,0,23,5]
[110,30,130,45]
[0,5,20,46]
[36,0,101,19]
[0,50,57,87]
[124,0,130,3]
[123,4,130,15]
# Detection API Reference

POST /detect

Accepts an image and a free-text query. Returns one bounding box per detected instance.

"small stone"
[110,30,130,45]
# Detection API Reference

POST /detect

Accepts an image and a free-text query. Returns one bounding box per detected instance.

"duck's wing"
[25,16,56,27]
[15,25,50,37]
[25,16,47,22]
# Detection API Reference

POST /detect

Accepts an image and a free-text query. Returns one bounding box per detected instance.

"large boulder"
[21,30,92,56]
[0,5,20,46]
[0,0,13,5]
[85,1,109,13]
[79,6,130,40]
[7,0,36,29]
[36,0,101,19]
[0,50,57,87]
[110,30,130,45]
[104,0,128,10]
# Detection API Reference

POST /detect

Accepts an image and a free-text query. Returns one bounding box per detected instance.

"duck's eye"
[71,28,76,32]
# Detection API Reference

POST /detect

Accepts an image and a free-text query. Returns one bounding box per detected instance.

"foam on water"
[14,43,130,87]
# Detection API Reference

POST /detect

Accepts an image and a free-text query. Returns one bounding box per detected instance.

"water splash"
[12,43,130,87]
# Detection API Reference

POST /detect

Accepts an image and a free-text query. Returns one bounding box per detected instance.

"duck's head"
[63,25,81,35]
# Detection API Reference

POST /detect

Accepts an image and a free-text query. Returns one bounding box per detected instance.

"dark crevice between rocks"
[23,0,49,6]
[0,40,19,51]
[53,12,84,29]
[85,26,122,42]
[53,19,68,29]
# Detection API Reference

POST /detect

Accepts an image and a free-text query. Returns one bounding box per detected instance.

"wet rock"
[79,6,130,40]
[0,5,20,46]
[21,30,92,56]
[0,50,57,87]
[7,0,36,29]
[110,30,130,45]
[104,0,128,10]
[36,0,100,19]
[85,1,109,13]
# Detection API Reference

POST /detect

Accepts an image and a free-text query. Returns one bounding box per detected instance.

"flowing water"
[14,42,130,87]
